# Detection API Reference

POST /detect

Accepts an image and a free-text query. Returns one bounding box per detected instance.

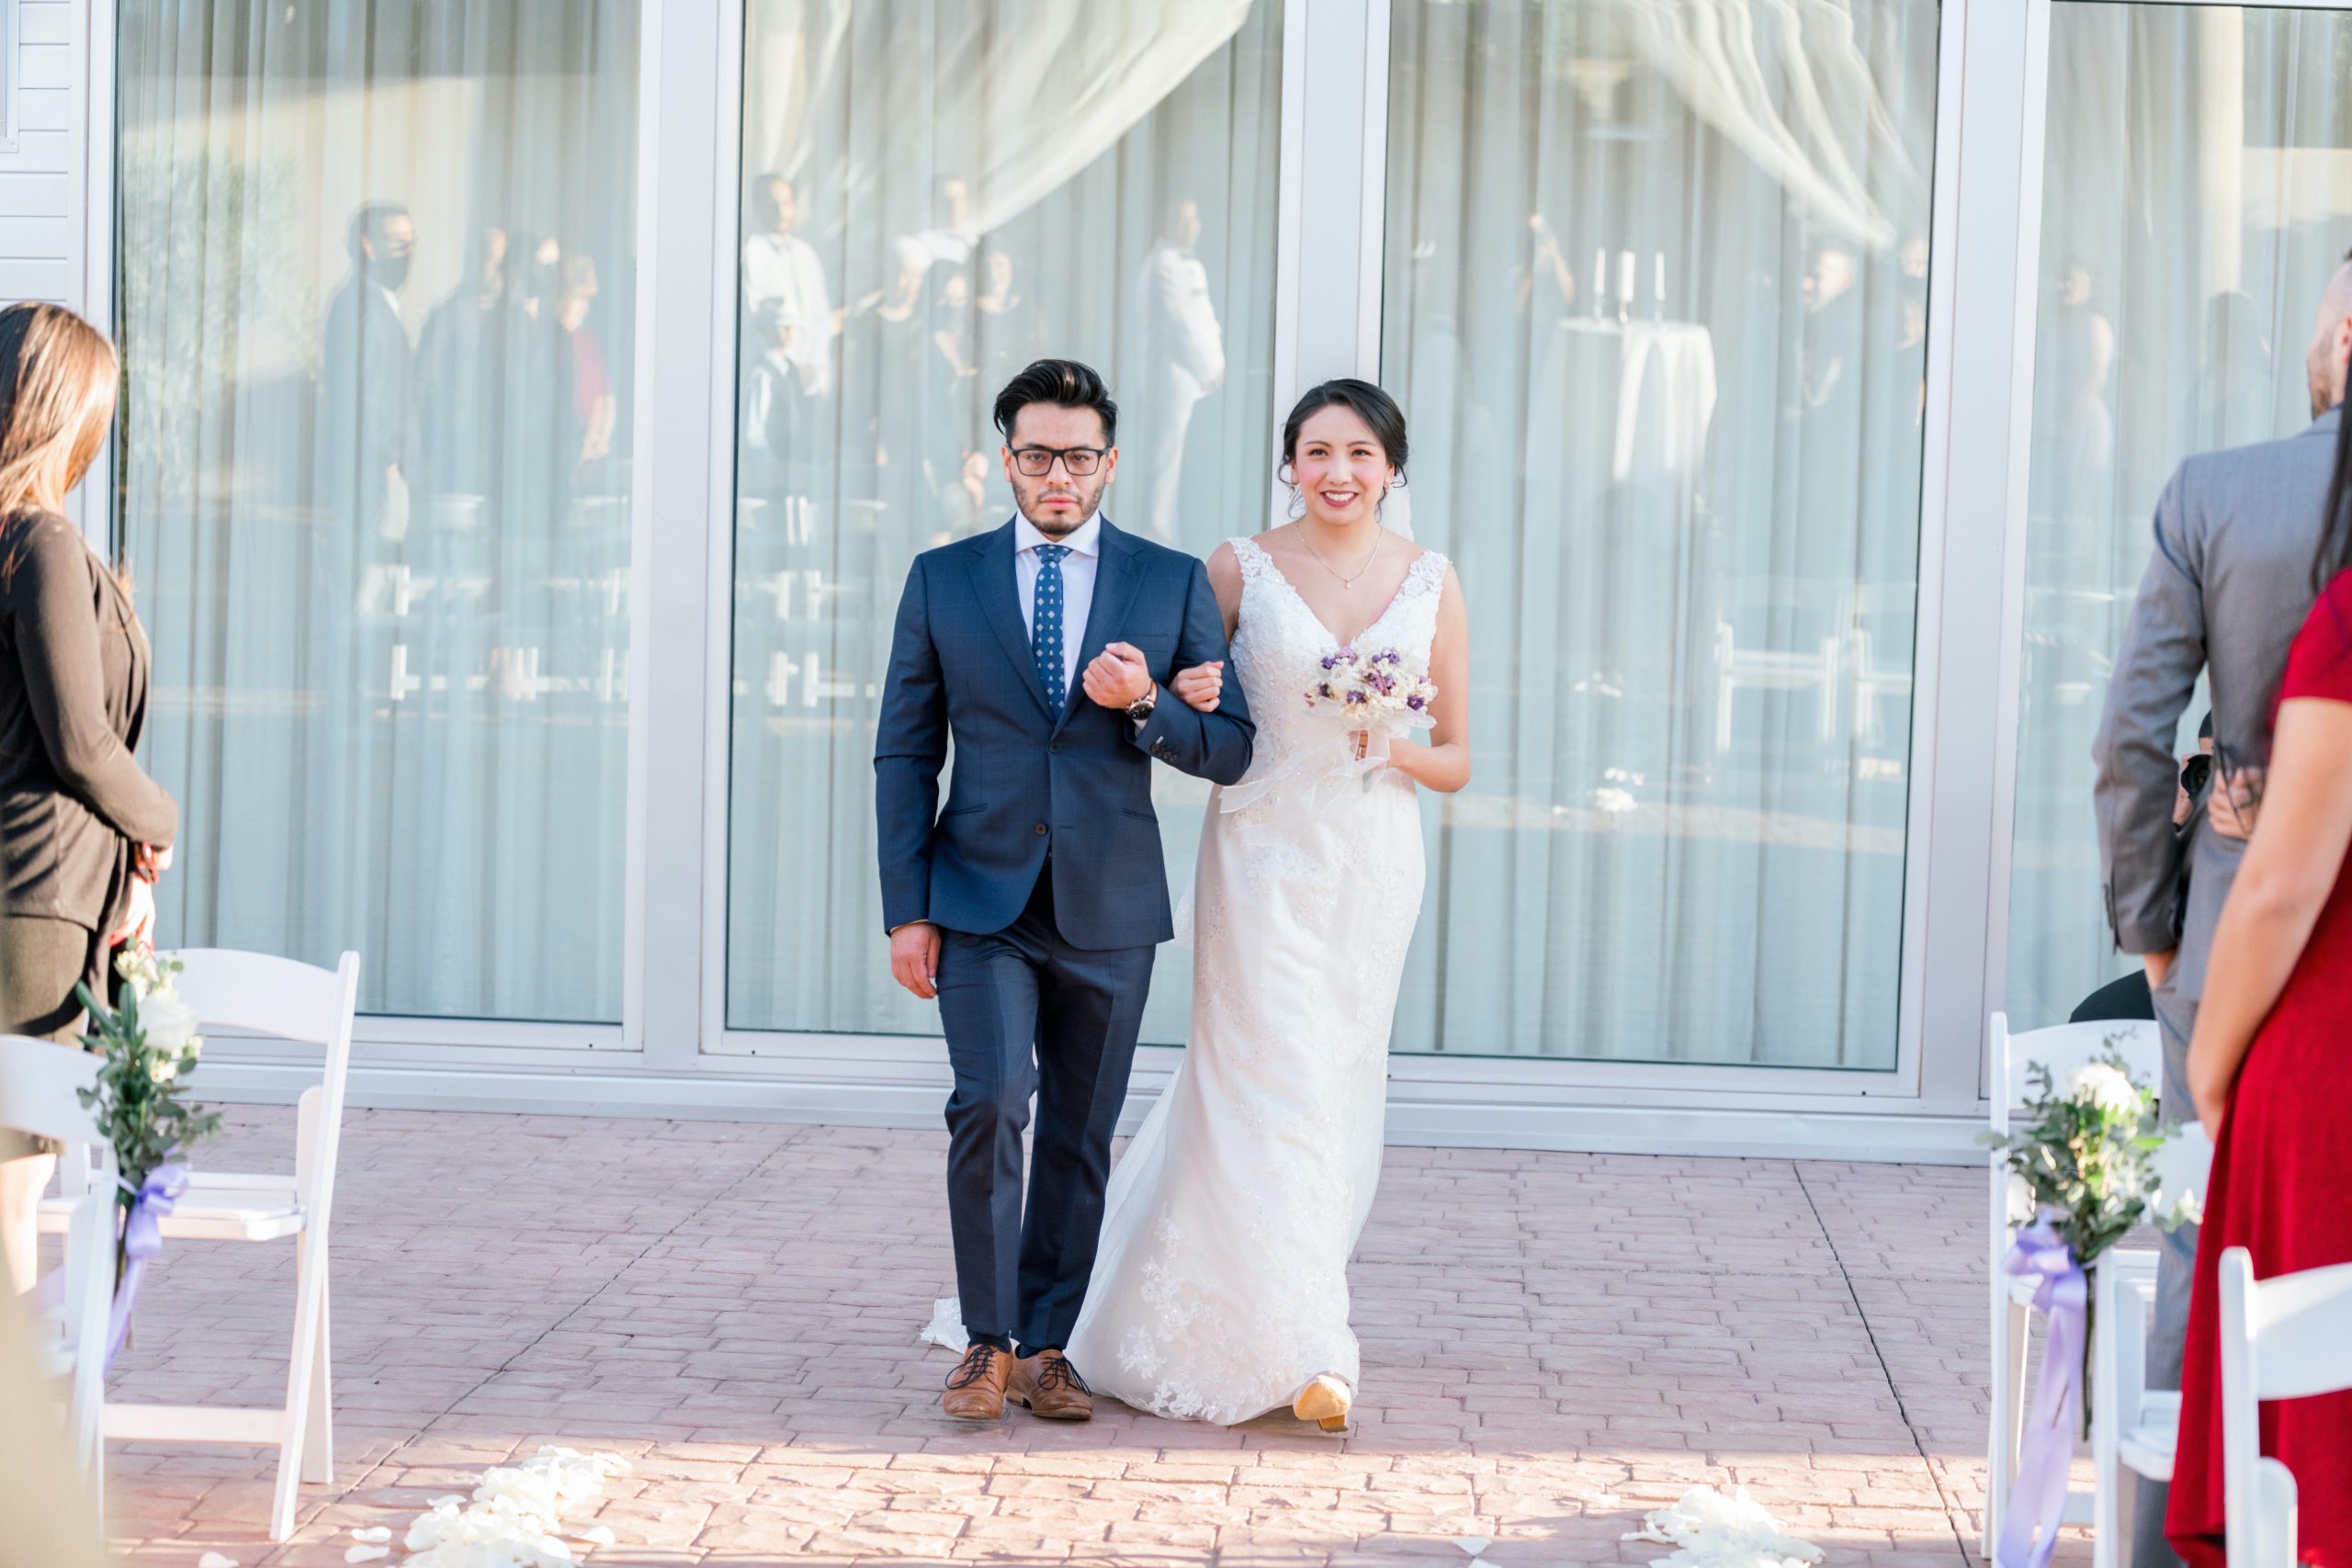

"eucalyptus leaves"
[76,950,221,1234]
[1983,1049,2202,1269]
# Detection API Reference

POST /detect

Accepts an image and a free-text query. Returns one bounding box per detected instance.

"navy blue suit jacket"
[874,517,1255,950]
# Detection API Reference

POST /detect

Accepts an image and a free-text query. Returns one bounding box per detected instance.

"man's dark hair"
[750,174,792,230]
[347,201,410,264]
[1281,378,1409,479]
[992,359,1117,447]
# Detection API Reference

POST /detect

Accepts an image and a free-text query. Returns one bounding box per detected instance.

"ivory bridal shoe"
[1293,1374,1352,1432]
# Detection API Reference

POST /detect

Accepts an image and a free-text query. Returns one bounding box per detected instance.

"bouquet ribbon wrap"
[1996,1220,2087,1568]
[107,1161,190,1366]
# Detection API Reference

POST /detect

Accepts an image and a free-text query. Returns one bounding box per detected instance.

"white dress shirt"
[1012,513,1101,696]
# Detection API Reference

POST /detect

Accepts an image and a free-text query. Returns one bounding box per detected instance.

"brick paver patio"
[88,1105,2036,1567]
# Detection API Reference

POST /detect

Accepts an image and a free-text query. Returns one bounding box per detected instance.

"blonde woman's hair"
[0,302,119,520]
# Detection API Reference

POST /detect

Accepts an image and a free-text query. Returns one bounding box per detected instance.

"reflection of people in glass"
[321,202,415,534]
[926,267,984,498]
[2185,290,2275,450]
[845,238,933,495]
[742,302,811,487]
[2043,256,2117,513]
[742,174,836,397]
[1797,242,1861,412]
[1518,212,1577,319]
[416,225,514,503]
[974,243,1046,394]
[560,255,616,478]
[1136,197,1226,543]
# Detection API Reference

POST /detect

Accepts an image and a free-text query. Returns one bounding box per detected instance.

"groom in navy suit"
[875,359,1255,1422]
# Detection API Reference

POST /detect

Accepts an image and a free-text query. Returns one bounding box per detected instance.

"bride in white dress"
[1063,380,1471,1429]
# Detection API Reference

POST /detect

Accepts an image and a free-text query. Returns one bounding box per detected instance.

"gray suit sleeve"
[2091,463,2204,955]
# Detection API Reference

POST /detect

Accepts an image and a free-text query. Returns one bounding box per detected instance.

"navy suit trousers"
[935,863,1154,1355]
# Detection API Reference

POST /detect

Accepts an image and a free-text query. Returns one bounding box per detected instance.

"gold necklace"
[1298,526,1381,590]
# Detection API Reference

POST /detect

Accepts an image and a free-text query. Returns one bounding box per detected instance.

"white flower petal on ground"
[1628,1484,1824,1568]
[395,1448,628,1568]
[198,1554,238,1568]
[345,1547,390,1563]
[573,1525,616,1547]
[349,1527,391,1543]
[2064,1061,2143,1119]
[921,1296,969,1351]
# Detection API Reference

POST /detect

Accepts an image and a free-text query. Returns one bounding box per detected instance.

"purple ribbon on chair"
[1997,1219,2088,1568]
[104,1161,188,1366]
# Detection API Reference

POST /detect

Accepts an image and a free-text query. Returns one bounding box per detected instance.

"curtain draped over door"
[117,1,641,1021]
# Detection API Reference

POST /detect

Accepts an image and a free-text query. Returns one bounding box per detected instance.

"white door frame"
[82,0,2218,1160]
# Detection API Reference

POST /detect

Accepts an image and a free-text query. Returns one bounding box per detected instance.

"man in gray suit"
[2091,250,2352,1567]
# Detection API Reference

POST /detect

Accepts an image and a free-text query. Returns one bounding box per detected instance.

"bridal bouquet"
[1303,646,1438,735]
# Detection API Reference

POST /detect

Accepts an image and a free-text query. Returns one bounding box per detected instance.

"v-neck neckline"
[1246,537,1423,649]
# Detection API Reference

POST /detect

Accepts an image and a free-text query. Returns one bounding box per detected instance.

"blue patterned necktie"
[1033,543,1070,715]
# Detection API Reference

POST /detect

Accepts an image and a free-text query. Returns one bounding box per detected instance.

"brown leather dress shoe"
[1008,1348,1093,1421]
[943,1343,1010,1420]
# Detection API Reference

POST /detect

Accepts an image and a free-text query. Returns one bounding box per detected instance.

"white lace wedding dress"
[1061,536,1445,1424]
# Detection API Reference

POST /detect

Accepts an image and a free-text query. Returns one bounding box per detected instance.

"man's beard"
[1016,479,1104,536]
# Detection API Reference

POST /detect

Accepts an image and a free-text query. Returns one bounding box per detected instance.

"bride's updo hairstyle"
[1280,378,1408,481]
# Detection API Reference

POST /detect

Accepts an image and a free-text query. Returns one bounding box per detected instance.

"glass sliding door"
[1381,0,1940,1064]
[118,3,641,1021]
[722,1,1283,1041]
[2005,3,2352,1029]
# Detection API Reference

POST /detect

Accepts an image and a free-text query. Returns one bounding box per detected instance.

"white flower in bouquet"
[2065,1060,2143,1120]
[141,992,200,1057]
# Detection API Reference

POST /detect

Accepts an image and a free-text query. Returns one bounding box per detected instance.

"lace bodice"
[1224,535,1449,803]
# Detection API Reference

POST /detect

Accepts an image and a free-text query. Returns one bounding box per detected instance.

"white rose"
[2065,1061,2143,1119]
[141,994,198,1056]
[147,1055,178,1085]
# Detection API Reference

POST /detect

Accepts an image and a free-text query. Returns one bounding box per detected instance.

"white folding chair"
[41,948,360,1542]
[1984,1010,2163,1554]
[2088,1120,2214,1568]
[2219,1247,2352,1568]
[0,1036,117,1506]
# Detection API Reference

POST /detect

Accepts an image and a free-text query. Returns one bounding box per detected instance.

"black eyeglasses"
[1012,446,1106,478]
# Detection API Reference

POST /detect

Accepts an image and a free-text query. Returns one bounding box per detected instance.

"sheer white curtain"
[118,3,640,1021]
[1382,0,1938,1064]
[724,1,1283,1038]
[2007,4,2352,1027]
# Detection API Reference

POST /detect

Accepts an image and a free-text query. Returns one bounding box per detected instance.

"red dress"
[2168,569,2352,1567]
